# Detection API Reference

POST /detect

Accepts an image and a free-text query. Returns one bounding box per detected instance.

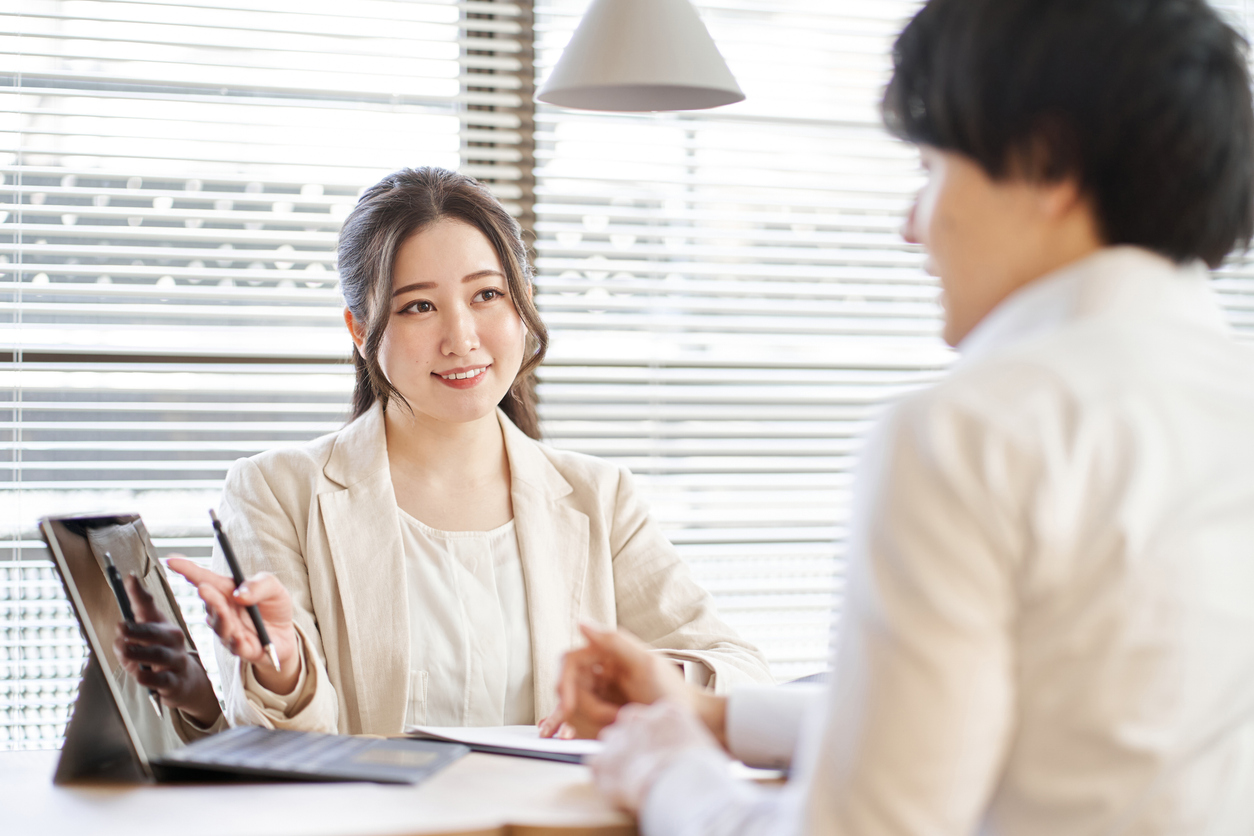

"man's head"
[884,0,1254,345]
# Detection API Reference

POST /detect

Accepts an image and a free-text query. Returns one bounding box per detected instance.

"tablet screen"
[42,514,198,764]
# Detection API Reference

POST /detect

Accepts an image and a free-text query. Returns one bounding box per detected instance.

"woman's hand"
[112,573,221,726]
[539,624,705,740]
[166,556,301,696]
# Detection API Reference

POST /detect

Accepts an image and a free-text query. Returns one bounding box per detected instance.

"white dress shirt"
[642,247,1254,835]
[398,512,535,726]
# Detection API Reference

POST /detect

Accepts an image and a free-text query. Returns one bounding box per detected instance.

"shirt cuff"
[726,684,824,769]
[242,629,314,718]
[641,747,770,836]
[655,650,715,689]
[171,706,230,742]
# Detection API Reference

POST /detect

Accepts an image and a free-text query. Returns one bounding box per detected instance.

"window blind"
[1,0,527,749]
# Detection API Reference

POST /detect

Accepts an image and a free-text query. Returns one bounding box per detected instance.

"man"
[538,0,1254,833]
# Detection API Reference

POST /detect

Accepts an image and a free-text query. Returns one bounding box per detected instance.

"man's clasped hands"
[538,625,736,813]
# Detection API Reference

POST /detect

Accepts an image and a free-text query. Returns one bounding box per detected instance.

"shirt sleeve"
[213,457,340,732]
[238,624,319,721]
[726,684,825,769]
[170,706,230,742]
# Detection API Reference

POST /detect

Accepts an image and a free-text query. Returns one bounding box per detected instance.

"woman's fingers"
[123,573,166,625]
[168,555,234,602]
[198,583,264,663]
[169,558,293,630]
[113,624,189,701]
[537,709,563,738]
[117,641,183,670]
[118,619,184,649]
[131,666,180,692]
[174,560,295,674]
[113,634,141,675]
[230,571,294,624]
[166,556,237,597]
[542,651,595,737]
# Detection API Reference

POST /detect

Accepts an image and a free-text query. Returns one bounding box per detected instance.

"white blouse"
[397,509,536,727]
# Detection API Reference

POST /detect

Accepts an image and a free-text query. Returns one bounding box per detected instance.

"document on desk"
[405,725,602,764]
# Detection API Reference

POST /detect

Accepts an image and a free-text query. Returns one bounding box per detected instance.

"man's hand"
[540,624,727,742]
[166,556,300,695]
[591,699,729,813]
[112,573,221,726]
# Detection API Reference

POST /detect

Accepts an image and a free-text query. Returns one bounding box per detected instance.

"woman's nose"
[442,306,479,355]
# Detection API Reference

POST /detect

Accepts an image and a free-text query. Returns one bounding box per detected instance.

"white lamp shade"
[535,0,744,112]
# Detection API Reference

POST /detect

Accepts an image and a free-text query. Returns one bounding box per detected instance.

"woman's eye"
[475,288,504,303]
[402,300,434,314]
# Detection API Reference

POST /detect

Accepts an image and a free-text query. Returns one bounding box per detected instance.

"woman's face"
[356,218,526,427]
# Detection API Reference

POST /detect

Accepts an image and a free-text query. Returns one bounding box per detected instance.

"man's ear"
[344,307,366,353]
[1037,176,1086,220]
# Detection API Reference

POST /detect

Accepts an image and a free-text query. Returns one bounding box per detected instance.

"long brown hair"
[337,167,548,438]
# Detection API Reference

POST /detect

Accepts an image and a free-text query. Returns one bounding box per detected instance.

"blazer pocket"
[405,670,429,728]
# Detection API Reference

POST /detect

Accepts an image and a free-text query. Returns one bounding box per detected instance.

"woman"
[167,167,772,735]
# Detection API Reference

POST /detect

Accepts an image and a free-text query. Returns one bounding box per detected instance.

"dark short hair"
[337,167,548,438]
[883,0,1254,268]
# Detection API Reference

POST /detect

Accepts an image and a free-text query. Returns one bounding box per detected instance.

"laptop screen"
[41,514,200,764]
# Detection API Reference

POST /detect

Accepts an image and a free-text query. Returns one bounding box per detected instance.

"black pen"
[103,551,163,716]
[209,510,281,672]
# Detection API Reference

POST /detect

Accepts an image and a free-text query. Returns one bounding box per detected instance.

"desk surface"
[1,748,636,836]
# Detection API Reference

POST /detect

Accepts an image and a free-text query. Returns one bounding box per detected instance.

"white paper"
[406,724,786,779]
[405,724,603,758]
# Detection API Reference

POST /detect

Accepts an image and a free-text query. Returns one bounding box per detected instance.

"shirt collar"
[957,246,1227,362]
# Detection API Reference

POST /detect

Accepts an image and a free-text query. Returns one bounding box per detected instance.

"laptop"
[39,512,469,785]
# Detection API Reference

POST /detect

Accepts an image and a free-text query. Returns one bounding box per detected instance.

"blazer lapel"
[500,411,590,718]
[319,403,410,734]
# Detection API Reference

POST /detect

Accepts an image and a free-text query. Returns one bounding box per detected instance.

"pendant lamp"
[535,0,745,112]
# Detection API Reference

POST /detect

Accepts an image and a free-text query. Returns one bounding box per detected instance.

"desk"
[0,748,636,836]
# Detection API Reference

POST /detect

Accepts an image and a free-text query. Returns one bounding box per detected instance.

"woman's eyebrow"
[462,269,505,283]
[392,281,434,297]
[392,270,505,298]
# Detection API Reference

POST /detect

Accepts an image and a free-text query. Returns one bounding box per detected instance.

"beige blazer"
[212,403,773,735]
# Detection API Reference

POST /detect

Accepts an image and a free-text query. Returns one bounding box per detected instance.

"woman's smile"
[434,364,491,389]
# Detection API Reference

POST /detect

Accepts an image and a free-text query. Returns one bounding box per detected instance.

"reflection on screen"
[48,515,194,761]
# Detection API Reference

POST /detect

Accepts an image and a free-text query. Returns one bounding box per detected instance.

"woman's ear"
[343,307,366,353]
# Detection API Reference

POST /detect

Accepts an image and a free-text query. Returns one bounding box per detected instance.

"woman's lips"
[433,364,490,390]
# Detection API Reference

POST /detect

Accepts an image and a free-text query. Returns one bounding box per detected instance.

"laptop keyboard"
[165,726,383,773]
